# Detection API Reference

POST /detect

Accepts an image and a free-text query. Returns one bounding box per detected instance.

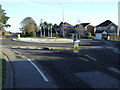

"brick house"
[95,20,118,39]
[86,25,96,35]
[56,22,74,37]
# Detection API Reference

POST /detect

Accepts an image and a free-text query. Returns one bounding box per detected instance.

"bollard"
[73,41,79,53]
[17,34,20,39]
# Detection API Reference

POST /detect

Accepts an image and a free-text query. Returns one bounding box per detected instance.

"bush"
[86,32,92,37]
[110,35,120,41]
[31,31,36,37]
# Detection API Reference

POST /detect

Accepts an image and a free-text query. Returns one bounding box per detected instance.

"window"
[110,26,115,31]
[97,27,102,30]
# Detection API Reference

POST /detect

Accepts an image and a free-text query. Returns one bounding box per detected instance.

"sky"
[0,0,119,32]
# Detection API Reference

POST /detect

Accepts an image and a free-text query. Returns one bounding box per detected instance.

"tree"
[52,23,58,37]
[48,23,52,37]
[20,17,38,37]
[39,21,52,37]
[74,25,83,39]
[0,5,10,31]
[59,22,63,27]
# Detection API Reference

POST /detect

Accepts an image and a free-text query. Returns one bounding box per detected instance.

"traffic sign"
[43,26,46,29]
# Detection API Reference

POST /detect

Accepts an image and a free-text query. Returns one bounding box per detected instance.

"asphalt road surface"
[1,38,120,88]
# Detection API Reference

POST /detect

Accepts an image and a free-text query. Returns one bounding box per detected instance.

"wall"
[107,23,117,35]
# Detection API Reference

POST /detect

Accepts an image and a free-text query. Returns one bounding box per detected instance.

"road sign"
[43,26,46,29]
[73,41,79,53]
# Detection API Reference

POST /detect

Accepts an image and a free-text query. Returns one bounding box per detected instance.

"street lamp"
[59,3,65,37]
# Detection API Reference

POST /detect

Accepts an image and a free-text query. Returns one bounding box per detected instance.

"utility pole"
[59,3,65,37]
[40,19,43,37]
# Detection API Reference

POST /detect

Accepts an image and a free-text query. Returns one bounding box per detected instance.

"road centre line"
[85,55,97,61]
[77,57,89,61]
[107,67,120,74]
[27,59,49,82]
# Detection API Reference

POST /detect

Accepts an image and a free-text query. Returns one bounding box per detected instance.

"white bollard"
[17,34,20,39]
[73,41,79,53]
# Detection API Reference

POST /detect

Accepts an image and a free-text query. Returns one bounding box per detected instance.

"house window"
[97,27,102,30]
[103,27,107,30]
[110,26,115,31]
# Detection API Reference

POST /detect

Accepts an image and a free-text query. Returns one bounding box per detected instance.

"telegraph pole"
[59,3,65,37]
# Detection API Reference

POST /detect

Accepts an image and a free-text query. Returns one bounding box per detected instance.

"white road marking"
[27,59,49,82]
[77,57,89,61]
[14,51,22,55]
[85,55,97,61]
[107,67,120,74]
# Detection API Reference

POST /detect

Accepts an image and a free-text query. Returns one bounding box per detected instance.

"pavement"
[0,47,15,88]
[1,46,57,88]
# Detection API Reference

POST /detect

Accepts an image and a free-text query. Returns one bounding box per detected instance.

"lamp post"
[59,3,65,37]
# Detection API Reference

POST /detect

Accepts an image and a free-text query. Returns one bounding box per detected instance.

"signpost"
[43,26,46,37]
[73,41,79,53]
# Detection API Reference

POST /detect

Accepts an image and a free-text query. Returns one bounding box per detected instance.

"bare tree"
[20,17,38,37]
[74,25,84,39]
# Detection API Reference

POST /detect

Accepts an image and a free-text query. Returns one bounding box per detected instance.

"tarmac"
[0,47,16,88]
[1,37,120,88]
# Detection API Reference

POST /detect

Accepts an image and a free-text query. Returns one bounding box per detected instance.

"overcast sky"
[0,0,119,32]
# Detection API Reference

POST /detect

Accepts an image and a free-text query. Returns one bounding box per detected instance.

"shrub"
[110,35,120,41]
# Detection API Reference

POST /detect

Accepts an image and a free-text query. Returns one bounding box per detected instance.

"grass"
[0,54,6,88]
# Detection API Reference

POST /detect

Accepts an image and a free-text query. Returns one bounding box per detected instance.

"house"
[74,24,85,38]
[74,23,96,38]
[95,20,118,39]
[56,22,74,37]
[95,30,107,40]
[86,25,96,35]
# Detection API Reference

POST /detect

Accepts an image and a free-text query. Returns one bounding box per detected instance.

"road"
[1,38,120,88]
[2,38,73,48]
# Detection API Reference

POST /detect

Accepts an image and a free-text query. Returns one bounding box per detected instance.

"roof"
[96,20,112,27]
[95,30,107,33]
[80,23,90,27]
[63,25,74,28]
[64,22,72,26]
[74,23,90,28]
